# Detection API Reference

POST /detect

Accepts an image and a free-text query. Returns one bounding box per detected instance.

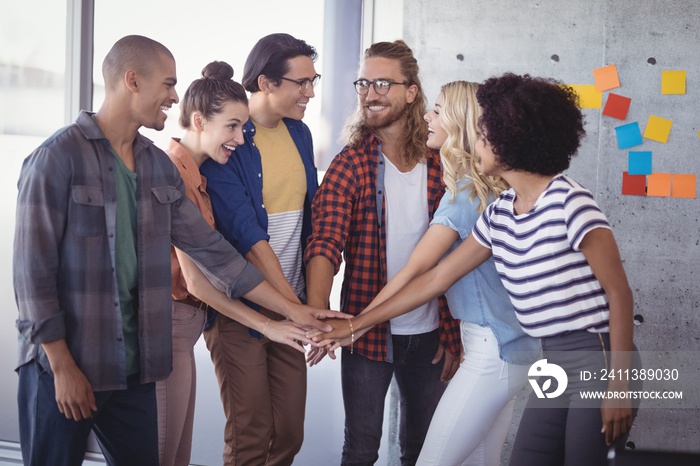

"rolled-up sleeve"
[304,154,357,275]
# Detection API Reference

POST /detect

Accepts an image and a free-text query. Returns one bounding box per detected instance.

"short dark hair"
[179,61,248,129]
[242,33,317,93]
[102,35,173,88]
[476,73,585,176]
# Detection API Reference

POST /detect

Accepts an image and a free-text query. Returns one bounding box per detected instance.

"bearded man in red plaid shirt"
[304,40,461,466]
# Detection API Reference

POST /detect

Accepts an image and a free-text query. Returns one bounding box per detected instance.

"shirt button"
[109,233,114,238]
[258,173,261,178]
[261,204,265,209]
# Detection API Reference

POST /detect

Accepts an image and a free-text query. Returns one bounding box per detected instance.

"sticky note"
[622,172,646,196]
[671,174,697,198]
[661,70,686,95]
[571,85,603,109]
[647,173,672,197]
[602,93,632,120]
[593,64,621,92]
[615,122,643,149]
[628,151,652,175]
[643,115,673,143]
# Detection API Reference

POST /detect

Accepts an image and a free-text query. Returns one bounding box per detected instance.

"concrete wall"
[396,0,700,460]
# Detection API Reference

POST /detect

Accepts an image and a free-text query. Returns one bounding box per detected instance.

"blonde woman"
[312,81,539,465]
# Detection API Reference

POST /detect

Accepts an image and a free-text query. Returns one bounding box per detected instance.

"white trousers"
[417,322,529,466]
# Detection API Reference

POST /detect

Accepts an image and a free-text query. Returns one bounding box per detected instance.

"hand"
[601,399,633,445]
[53,363,97,421]
[264,320,315,354]
[306,345,336,367]
[432,345,459,382]
[288,304,352,332]
[307,318,356,346]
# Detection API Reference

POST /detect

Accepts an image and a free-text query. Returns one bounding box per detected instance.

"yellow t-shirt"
[254,122,307,295]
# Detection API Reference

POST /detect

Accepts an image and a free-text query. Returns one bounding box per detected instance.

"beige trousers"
[155,300,206,466]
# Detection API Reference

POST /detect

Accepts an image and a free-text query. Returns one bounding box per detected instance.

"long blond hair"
[341,40,428,166]
[439,81,508,212]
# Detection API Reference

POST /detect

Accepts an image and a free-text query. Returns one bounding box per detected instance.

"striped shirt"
[472,175,611,337]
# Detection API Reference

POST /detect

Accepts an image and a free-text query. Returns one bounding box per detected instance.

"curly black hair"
[476,73,585,176]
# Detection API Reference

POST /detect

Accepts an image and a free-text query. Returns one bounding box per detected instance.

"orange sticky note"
[647,173,672,197]
[661,70,686,95]
[643,115,673,143]
[671,174,697,198]
[622,172,646,196]
[593,64,621,92]
[569,84,603,109]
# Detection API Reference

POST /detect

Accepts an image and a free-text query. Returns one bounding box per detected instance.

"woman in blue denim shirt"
[313,81,540,466]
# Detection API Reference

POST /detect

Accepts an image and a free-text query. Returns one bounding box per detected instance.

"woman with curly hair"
[312,80,540,465]
[316,73,639,466]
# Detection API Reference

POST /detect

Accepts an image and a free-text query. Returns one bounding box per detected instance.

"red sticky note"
[622,172,646,196]
[647,173,672,197]
[593,64,621,92]
[603,93,632,120]
[671,174,697,199]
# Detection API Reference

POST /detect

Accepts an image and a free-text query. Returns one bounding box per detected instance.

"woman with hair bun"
[157,60,335,466]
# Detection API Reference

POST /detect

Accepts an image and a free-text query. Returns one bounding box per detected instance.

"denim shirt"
[13,111,264,390]
[431,179,540,364]
[200,118,318,325]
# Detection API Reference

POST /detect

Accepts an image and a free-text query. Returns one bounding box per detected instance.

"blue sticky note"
[628,151,652,175]
[615,122,643,149]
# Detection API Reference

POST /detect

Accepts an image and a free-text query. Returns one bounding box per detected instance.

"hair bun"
[202,61,234,81]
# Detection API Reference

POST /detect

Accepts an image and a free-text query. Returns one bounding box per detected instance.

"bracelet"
[348,319,355,354]
[262,318,271,338]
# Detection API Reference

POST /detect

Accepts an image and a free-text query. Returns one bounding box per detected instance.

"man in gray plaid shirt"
[13,35,332,466]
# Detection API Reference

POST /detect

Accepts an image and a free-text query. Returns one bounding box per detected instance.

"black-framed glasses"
[353,79,410,95]
[279,74,321,93]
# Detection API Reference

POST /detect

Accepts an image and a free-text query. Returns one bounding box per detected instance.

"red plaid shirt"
[305,133,461,361]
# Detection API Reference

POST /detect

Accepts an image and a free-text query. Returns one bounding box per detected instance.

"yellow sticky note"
[661,70,686,95]
[643,115,673,143]
[672,174,697,199]
[577,85,603,109]
[593,64,621,92]
[647,173,672,197]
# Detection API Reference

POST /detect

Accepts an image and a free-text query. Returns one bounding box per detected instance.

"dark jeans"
[340,329,446,466]
[509,331,642,466]
[18,360,158,466]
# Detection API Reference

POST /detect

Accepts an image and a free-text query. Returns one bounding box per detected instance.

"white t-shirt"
[384,156,439,335]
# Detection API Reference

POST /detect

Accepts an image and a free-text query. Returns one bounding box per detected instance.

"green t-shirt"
[112,149,140,376]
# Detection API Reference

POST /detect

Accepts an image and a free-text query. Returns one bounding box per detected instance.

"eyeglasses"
[279,74,321,93]
[353,79,410,96]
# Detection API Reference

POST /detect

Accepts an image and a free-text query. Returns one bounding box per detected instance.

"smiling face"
[424,92,447,150]
[357,56,416,130]
[267,55,317,121]
[200,100,250,165]
[136,52,179,131]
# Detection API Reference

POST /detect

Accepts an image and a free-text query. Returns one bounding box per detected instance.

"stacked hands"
[302,316,460,382]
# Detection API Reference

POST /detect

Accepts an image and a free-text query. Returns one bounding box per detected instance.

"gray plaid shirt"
[13,111,264,391]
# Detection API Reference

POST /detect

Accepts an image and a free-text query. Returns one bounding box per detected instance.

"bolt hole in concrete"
[456,53,464,61]
[647,57,657,65]
[627,441,636,450]
[551,54,560,62]
[633,314,644,325]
